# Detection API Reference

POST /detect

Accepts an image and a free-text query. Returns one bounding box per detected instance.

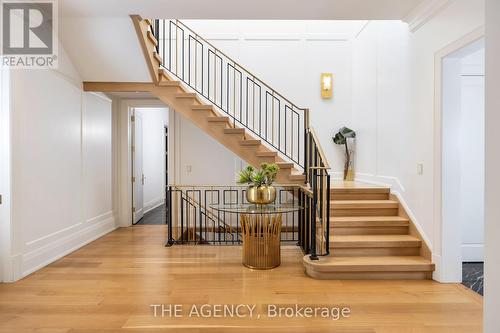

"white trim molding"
[432,26,485,283]
[116,99,169,227]
[21,215,116,279]
[403,0,452,32]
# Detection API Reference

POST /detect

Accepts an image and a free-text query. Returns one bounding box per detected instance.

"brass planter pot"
[246,186,276,205]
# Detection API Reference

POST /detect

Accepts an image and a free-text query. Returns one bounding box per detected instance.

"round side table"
[210,204,302,269]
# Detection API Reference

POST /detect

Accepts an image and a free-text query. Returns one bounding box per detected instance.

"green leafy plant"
[237,163,280,187]
[333,127,356,179]
[237,165,255,184]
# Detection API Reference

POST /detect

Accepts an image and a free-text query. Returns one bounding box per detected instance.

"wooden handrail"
[168,184,300,188]
[309,127,331,169]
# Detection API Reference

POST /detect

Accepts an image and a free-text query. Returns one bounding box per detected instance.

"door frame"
[131,110,144,224]
[432,26,484,282]
[117,99,173,227]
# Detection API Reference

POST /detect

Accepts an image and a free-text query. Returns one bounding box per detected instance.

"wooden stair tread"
[147,31,158,46]
[276,162,294,168]
[158,80,180,87]
[331,200,399,209]
[331,235,421,248]
[332,216,409,227]
[331,187,390,194]
[240,139,261,146]
[192,105,213,111]
[207,116,229,122]
[303,256,434,272]
[153,52,163,64]
[224,128,245,134]
[256,151,278,157]
[288,175,305,183]
[175,93,197,98]
[331,181,389,190]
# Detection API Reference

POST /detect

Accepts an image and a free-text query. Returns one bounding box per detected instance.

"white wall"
[60,17,151,82]
[171,111,241,185]
[182,20,365,176]
[136,108,168,213]
[4,42,115,281]
[485,0,500,331]
[0,67,12,282]
[351,20,412,186]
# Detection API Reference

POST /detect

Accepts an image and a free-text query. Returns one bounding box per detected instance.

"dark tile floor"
[135,205,166,225]
[462,262,484,295]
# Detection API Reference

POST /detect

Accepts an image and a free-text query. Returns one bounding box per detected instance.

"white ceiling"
[60,0,426,20]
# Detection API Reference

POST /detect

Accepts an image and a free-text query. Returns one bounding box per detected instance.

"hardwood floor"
[0,225,483,333]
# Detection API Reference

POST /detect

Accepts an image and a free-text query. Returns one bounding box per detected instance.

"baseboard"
[1,254,22,283]
[144,198,164,214]
[17,214,117,281]
[462,244,484,262]
[353,172,406,194]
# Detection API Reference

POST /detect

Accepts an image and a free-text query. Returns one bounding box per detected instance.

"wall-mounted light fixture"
[320,73,333,99]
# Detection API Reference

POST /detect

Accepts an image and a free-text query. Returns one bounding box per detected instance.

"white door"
[133,112,144,224]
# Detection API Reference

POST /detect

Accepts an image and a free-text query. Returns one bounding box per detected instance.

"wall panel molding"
[21,215,116,279]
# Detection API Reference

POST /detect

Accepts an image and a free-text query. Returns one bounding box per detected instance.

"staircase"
[303,183,435,279]
[83,16,434,280]
[131,16,306,184]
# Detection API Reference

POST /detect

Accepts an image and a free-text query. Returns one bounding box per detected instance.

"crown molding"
[403,0,452,33]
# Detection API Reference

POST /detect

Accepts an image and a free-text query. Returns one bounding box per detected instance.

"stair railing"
[152,19,306,168]
[150,19,331,258]
[303,128,331,258]
[166,185,301,246]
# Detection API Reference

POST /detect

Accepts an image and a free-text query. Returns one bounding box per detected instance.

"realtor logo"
[1,0,58,68]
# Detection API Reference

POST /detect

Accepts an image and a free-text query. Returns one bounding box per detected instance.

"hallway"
[134,205,166,225]
[0,226,483,333]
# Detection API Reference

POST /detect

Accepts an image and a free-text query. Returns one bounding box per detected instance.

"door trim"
[432,26,484,282]
[116,99,170,227]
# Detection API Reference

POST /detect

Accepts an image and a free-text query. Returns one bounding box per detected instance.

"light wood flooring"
[0,225,483,333]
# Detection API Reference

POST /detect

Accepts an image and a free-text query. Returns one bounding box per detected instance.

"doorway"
[441,38,484,294]
[131,107,169,225]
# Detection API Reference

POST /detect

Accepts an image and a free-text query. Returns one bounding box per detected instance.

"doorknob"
[141,174,146,185]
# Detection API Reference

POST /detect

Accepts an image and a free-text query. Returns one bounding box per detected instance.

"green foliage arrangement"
[237,163,280,187]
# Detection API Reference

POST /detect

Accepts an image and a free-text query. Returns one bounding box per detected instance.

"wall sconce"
[320,73,333,99]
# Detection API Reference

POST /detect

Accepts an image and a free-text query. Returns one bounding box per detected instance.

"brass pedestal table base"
[209,203,302,270]
[241,213,282,269]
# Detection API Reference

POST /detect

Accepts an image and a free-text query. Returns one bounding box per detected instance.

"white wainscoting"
[5,46,116,281]
[21,213,116,278]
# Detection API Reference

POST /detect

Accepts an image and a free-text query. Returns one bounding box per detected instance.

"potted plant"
[237,163,280,204]
[333,127,356,181]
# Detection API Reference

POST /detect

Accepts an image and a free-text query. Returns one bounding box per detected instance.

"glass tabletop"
[210,203,302,214]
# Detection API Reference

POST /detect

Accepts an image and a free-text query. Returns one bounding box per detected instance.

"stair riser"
[331,208,398,216]
[305,269,432,280]
[256,156,277,163]
[332,193,390,200]
[331,247,421,256]
[275,172,294,183]
[332,226,409,235]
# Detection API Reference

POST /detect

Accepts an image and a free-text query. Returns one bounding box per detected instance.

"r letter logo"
[1,0,58,68]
